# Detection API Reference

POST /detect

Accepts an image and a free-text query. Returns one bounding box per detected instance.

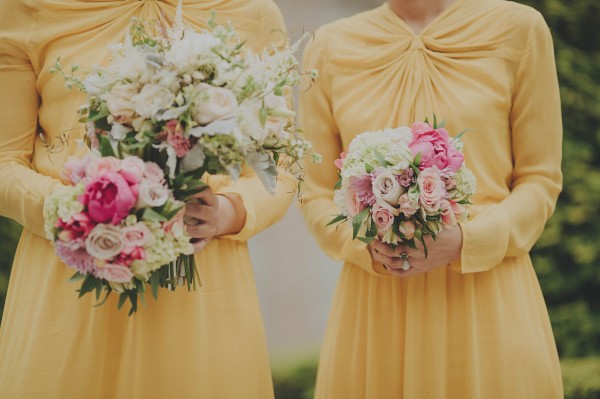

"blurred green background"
[0,0,598,397]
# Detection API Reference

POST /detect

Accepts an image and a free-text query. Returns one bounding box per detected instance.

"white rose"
[372,170,403,205]
[83,71,106,96]
[106,83,137,122]
[136,180,170,208]
[85,224,125,260]
[130,84,175,119]
[237,100,267,142]
[192,84,238,125]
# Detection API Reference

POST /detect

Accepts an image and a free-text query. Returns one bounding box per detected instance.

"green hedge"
[273,356,600,399]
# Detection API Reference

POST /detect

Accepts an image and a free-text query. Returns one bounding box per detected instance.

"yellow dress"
[299,0,563,397]
[0,1,295,398]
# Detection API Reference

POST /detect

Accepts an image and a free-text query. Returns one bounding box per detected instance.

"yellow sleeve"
[216,0,296,241]
[0,2,62,238]
[297,33,386,276]
[450,12,563,273]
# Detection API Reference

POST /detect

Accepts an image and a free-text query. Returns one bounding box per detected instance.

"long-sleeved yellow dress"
[299,0,563,397]
[0,1,295,398]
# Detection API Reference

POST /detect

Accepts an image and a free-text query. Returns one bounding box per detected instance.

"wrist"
[215,193,246,236]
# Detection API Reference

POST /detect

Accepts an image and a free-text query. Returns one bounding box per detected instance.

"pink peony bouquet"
[329,117,476,265]
[44,154,194,314]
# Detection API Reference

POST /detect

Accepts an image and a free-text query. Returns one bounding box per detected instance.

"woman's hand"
[184,187,246,253]
[367,225,463,277]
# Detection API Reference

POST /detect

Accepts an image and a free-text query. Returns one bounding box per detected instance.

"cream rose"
[417,168,446,215]
[136,180,170,208]
[399,193,418,217]
[122,222,153,247]
[106,83,137,123]
[192,83,238,125]
[131,84,175,119]
[373,170,403,205]
[398,220,417,240]
[95,263,134,284]
[85,224,125,260]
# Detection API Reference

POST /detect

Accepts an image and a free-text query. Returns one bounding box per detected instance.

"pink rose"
[143,162,166,184]
[122,222,153,248]
[95,263,134,283]
[372,202,395,232]
[120,156,146,183]
[399,193,418,217]
[398,220,416,240]
[409,122,463,172]
[417,168,446,215]
[82,171,138,224]
[85,156,121,178]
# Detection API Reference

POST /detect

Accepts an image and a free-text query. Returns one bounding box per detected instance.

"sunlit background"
[0,0,598,398]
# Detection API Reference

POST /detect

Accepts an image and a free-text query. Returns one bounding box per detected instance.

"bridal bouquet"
[44,154,194,314]
[47,7,319,313]
[329,118,476,266]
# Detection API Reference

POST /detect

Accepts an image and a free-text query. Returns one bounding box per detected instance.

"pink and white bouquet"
[46,7,319,313]
[329,118,476,262]
[44,155,194,313]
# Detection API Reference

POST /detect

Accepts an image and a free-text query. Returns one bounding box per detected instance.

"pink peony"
[409,122,463,172]
[349,175,376,207]
[82,171,138,224]
[55,240,96,274]
[164,120,191,157]
[94,263,134,283]
[372,202,395,232]
[417,167,446,215]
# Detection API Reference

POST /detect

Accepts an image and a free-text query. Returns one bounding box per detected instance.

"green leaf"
[117,293,128,310]
[352,208,370,240]
[150,271,160,300]
[365,163,374,173]
[358,236,376,244]
[372,149,389,167]
[327,213,348,226]
[142,208,168,223]
[99,135,116,157]
[68,272,85,283]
